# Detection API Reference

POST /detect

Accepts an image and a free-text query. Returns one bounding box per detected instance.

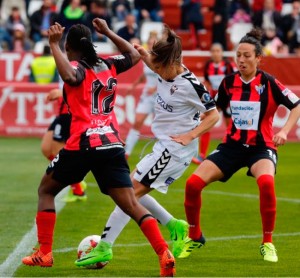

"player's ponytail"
[239,28,264,56]
[66,24,101,67]
[151,24,182,67]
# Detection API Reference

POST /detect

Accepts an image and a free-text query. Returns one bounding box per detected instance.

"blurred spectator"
[111,0,132,21]
[252,0,283,12]
[29,45,58,83]
[252,0,283,45]
[281,0,300,53]
[58,0,85,34]
[11,23,32,52]
[116,13,139,42]
[133,0,164,25]
[83,0,112,42]
[180,0,203,49]
[5,6,27,36]
[212,0,229,50]
[228,0,251,26]
[0,23,12,50]
[29,0,58,43]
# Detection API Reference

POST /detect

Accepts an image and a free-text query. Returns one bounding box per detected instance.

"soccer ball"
[77,235,109,269]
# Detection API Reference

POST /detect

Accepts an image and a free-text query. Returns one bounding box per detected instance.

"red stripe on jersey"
[63,57,132,150]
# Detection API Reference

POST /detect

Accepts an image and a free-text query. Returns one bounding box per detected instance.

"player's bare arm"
[93,18,140,66]
[273,104,300,146]
[133,43,154,71]
[48,22,77,84]
[170,108,219,145]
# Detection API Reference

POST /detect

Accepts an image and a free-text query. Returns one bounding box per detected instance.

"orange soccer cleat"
[159,249,176,277]
[22,248,53,267]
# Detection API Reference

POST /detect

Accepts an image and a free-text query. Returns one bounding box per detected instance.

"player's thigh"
[46,149,90,185]
[91,148,132,195]
[41,130,54,157]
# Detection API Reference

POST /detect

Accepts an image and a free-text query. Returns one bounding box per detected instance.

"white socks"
[125,129,140,156]
[101,194,173,245]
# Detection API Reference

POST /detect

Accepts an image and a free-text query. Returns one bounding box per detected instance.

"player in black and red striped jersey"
[22,19,175,276]
[192,43,237,164]
[180,28,300,262]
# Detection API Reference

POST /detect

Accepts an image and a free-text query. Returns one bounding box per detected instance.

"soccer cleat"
[177,235,206,259]
[75,241,113,267]
[22,248,53,267]
[170,219,189,258]
[260,242,278,262]
[159,249,176,277]
[191,155,204,165]
[63,181,87,202]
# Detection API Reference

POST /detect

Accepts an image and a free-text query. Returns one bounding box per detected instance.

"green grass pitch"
[0,137,299,277]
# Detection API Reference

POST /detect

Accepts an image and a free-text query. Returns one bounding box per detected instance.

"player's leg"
[41,130,55,160]
[125,112,148,158]
[178,160,223,258]
[110,187,175,277]
[22,172,67,267]
[22,150,88,267]
[250,155,277,262]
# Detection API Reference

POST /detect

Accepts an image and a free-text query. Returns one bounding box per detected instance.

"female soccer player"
[22,19,175,277]
[179,28,300,262]
[76,24,219,267]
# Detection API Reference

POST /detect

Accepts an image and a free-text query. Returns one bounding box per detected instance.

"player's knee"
[186,174,207,196]
[257,174,275,197]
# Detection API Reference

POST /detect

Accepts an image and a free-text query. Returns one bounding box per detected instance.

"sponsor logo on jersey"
[165,177,175,186]
[202,92,212,103]
[86,126,114,136]
[170,84,178,95]
[255,84,265,95]
[156,94,173,112]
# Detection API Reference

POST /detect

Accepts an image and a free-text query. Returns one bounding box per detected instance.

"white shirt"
[151,68,216,159]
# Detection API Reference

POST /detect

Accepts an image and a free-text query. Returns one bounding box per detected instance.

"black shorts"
[46,147,132,194]
[206,143,278,182]
[48,114,71,142]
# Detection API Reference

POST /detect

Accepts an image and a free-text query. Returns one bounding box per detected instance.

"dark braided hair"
[66,24,101,67]
[239,28,264,57]
[150,24,182,67]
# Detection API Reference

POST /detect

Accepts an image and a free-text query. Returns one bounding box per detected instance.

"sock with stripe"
[184,174,207,240]
[257,174,276,243]
[36,211,56,254]
[140,217,168,255]
[70,183,84,196]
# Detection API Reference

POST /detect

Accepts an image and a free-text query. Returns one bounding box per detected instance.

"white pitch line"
[55,231,300,253]
[0,188,68,277]
[88,183,300,204]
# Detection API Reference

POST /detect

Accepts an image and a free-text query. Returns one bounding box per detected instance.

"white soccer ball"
[77,235,108,269]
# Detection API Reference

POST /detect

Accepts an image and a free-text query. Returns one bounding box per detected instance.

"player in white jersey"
[78,24,220,268]
[125,35,159,158]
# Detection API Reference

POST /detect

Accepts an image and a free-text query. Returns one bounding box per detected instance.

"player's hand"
[48,22,65,43]
[92,18,110,35]
[273,130,287,147]
[170,133,193,146]
[133,43,149,58]
[46,89,62,102]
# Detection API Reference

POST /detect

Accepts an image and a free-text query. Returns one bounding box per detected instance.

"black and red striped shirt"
[216,70,300,149]
[204,58,236,97]
[63,53,132,151]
